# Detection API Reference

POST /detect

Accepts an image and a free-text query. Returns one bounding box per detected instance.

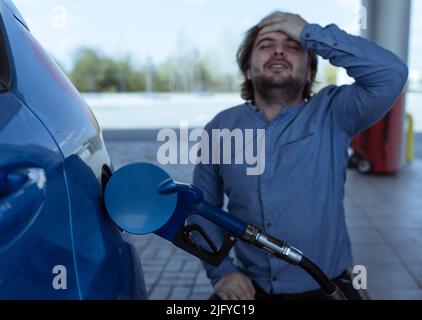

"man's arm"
[300,23,408,135]
[187,119,237,281]
[259,13,409,136]
[189,157,238,285]
[188,119,255,300]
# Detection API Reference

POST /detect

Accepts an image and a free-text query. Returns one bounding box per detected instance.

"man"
[189,12,408,300]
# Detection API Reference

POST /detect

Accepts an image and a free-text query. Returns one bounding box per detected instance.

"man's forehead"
[255,31,295,44]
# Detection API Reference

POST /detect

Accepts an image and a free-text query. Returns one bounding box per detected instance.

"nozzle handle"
[172,224,237,267]
[195,201,248,238]
[157,180,248,238]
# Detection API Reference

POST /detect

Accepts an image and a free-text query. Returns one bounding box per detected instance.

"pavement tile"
[169,286,191,300]
[148,285,173,300]
[363,263,420,291]
[368,289,422,300]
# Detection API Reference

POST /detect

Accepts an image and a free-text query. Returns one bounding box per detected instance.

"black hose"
[239,224,347,299]
[298,256,338,296]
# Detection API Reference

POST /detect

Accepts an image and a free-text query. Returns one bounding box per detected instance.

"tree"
[68,45,241,93]
[70,47,105,92]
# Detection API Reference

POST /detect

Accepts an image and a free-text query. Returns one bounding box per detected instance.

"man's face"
[247,31,310,99]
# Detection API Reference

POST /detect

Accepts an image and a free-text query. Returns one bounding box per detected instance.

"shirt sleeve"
[300,23,409,136]
[187,118,238,286]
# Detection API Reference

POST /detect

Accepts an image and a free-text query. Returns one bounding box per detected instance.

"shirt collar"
[246,100,306,117]
[247,101,265,115]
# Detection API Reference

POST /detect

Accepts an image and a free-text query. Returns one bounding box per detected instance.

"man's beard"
[253,73,305,106]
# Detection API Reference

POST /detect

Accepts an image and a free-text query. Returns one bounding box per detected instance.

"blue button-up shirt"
[189,23,408,294]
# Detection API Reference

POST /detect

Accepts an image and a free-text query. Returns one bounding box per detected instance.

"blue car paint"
[0,93,80,299]
[0,1,146,299]
[0,0,28,29]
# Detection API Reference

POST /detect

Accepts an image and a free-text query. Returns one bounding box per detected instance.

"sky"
[10,0,422,75]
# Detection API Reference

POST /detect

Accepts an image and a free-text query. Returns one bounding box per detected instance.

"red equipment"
[348,93,406,174]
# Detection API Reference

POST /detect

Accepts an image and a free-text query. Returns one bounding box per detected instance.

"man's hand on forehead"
[258,12,308,44]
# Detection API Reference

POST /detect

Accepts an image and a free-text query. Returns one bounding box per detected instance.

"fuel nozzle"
[241,225,303,265]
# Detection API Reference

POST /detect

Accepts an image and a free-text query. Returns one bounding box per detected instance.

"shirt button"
[304,33,310,38]
[266,222,272,228]
[272,277,278,282]
[333,42,338,46]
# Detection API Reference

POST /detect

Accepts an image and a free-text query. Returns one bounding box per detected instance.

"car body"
[0,0,146,299]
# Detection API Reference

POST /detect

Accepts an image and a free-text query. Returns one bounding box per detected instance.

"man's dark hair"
[236,24,318,102]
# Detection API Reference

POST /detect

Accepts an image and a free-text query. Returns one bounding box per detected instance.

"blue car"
[0,0,146,299]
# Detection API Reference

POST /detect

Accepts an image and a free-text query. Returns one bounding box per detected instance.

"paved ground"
[105,131,422,300]
[415,132,422,160]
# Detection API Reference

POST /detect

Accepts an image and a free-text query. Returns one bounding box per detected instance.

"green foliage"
[69,48,145,92]
[68,47,240,93]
